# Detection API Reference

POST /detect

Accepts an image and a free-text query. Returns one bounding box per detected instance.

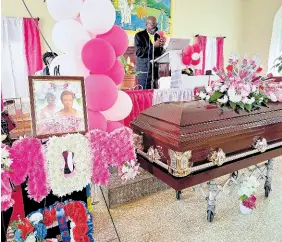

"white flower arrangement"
[238,176,260,198]
[1,145,13,173]
[121,160,140,181]
[46,133,92,197]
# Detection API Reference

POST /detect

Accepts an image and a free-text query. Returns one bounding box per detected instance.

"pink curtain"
[23,18,43,75]
[1,92,3,111]
[194,35,207,75]
[216,37,224,70]
[122,90,153,127]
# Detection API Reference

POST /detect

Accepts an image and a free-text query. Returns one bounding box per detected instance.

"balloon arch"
[46,0,132,132]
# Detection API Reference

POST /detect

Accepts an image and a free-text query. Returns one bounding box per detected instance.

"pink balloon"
[101,91,133,121]
[183,45,193,56]
[192,43,201,53]
[107,121,124,132]
[88,110,107,131]
[104,60,125,86]
[85,74,118,111]
[97,25,128,57]
[82,38,116,73]
[182,54,192,65]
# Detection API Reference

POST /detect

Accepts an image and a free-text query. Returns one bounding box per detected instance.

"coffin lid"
[137,100,282,127]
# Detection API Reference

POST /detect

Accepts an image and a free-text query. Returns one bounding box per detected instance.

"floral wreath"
[86,127,137,185]
[7,200,94,242]
[1,144,14,211]
[1,138,49,212]
[46,133,92,197]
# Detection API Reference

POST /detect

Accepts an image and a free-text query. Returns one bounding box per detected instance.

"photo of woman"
[56,91,83,118]
[29,76,88,138]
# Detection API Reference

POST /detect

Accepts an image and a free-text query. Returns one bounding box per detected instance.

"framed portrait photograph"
[28,76,88,138]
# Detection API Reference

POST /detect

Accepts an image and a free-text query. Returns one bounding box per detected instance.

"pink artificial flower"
[226,65,233,72]
[256,67,263,73]
[242,195,257,210]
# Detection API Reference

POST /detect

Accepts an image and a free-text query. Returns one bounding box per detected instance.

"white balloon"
[52,19,91,55]
[101,91,133,121]
[80,0,116,35]
[46,0,83,21]
[49,54,89,77]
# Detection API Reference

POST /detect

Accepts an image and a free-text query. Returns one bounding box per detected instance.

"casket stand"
[131,100,282,222]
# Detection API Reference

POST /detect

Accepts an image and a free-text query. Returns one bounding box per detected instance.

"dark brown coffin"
[131,100,282,177]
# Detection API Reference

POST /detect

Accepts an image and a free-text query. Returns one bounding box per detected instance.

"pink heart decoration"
[86,127,136,185]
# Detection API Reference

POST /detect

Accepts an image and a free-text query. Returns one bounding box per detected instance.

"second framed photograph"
[28,76,88,138]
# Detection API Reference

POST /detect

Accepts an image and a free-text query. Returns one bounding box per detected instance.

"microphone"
[149,26,158,35]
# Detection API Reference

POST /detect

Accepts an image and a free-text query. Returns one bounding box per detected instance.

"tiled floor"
[93,157,282,242]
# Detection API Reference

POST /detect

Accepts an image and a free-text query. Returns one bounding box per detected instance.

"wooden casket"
[131,100,282,188]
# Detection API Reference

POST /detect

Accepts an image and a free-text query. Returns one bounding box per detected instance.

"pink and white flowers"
[238,176,260,211]
[196,55,282,111]
[121,160,140,181]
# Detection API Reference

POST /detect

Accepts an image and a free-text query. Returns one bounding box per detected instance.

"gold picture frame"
[28,76,88,139]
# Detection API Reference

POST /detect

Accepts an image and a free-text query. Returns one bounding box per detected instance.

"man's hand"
[153,39,161,47]
[159,38,166,47]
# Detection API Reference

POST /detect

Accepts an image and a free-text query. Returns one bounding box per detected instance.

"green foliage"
[240,194,248,201]
[120,55,127,68]
[210,91,223,102]
[230,102,236,110]
[245,104,252,112]
[272,55,282,73]
[239,102,245,110]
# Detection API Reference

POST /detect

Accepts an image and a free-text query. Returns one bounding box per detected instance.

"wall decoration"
[28,76,88,138]
[112,0,172,35]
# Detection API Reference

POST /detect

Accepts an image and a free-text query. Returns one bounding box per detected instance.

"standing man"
[134,16,165,89]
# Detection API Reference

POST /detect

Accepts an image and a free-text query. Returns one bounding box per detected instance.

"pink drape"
[23,18,43,75]
[216,37,224,70]
[122,90,153,127]
[194,35,207,75]
[1,92,3,111]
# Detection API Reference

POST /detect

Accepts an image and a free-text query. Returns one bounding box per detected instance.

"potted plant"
[238,176,260,214]
[119,56,138,90]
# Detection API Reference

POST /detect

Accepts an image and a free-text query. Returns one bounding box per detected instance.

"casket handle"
[253,137,268,153]
[207,148,226,166]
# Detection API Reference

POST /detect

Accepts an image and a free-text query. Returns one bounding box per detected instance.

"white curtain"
[1,17,29,99]
[268,6,282,75]
[205,37,217,73]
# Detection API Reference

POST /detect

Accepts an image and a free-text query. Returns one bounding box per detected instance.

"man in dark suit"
[134,16,165,89]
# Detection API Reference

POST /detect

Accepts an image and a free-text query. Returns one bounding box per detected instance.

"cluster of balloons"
[47,0,132,132]
[182,44,201,66]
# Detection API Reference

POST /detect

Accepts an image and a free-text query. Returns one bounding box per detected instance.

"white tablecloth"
[158,75,219,90]
[153,88,194,105]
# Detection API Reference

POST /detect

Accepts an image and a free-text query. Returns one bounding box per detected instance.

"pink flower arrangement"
[238,176,260,210]
[242,195,257,210]
[9,138,50,202]
[196,55,282,112]
[86,127,137,186]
